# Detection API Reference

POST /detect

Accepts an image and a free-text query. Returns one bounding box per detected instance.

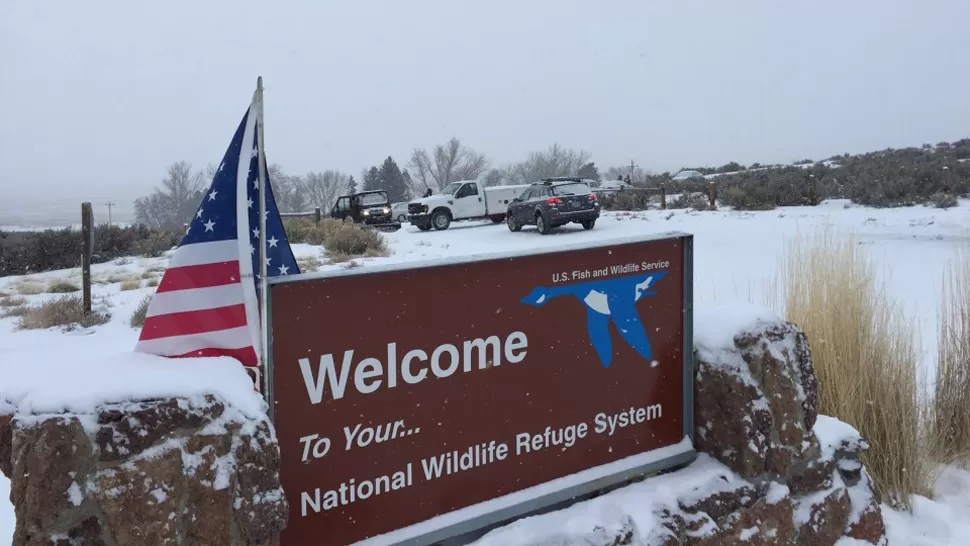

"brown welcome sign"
[266,232,696,546]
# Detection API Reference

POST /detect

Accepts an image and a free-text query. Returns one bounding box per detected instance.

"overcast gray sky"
[2,0,969,220]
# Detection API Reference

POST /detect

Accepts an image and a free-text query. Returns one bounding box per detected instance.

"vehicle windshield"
[440,182,463,195]
[552,183,592,196]
[359,193,388,206]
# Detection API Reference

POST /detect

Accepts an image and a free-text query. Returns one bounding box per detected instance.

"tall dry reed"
[931,240,970,466]
[767,228,931,509]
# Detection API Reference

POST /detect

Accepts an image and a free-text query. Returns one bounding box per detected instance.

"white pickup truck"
[406,180,529,231]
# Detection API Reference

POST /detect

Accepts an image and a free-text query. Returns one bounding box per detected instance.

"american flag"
[134,94,300,381]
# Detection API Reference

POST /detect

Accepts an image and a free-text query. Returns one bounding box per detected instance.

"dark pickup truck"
[330,190,401,232]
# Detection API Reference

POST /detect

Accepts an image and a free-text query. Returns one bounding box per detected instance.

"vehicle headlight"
[363,210,370,215]
[383,207,390,213]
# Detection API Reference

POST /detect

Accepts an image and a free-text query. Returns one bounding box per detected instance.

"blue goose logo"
[520,272,667,368]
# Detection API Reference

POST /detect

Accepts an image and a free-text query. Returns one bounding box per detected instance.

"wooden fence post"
[314,207,321,224]
[660,184,667,210]
[808,174,818,206]
[708,182,718,211]
[81,202,93,314]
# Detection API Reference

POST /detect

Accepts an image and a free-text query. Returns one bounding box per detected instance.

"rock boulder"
[0,394,286,546]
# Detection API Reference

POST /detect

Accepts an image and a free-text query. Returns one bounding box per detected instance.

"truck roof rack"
[539,177,584,184]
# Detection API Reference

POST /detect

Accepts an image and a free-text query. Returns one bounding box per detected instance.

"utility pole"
[629,160,638,184]
[104,201,115,225]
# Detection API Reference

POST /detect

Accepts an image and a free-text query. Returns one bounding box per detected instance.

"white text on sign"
[298,332,529,404]
[299,401,668,517]
[553,260,671,284]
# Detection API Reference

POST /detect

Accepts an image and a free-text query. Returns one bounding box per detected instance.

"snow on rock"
[0,392,287,545]
[693,302,819,481]
[694,302,782,357]
[815,414,869,463]
[0,351,267,419]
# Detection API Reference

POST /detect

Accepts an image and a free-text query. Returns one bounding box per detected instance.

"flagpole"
[256,76,271,399]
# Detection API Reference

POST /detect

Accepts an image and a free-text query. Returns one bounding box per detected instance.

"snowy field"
[2,198,970,545]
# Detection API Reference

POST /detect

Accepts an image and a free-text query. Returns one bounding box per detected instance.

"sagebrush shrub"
[130,295,152,328]
[325,223,388,260]
[671,192,709,210]
[0,224,180,277]
[0,295,26,307]
[282,218,343,245]
[120,280,141,291]
[722,185,776,210]
[930,192,959,209]
[604,190,652,211]
[18,295,111,331]
[47,280,80,293]
[282,218,388,263]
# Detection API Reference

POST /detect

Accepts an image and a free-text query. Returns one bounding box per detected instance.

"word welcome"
[299,331,529,403]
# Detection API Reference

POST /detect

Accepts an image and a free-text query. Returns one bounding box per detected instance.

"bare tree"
[408,137,489,192]
[133,160,206,231]
[267,164,306,213]
[203,162,219,183]
[133,192,173,231]
[302,170,350,210]
[482,168,512,187]
[505,144,592,184]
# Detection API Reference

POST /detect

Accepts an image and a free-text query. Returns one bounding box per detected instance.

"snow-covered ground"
[2,198,970,545]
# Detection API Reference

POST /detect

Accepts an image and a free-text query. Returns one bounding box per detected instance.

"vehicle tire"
[397,214,407,223]
[507,214,521,232]
[416,223,432,232]
[581,219,596,230]
[489,214,505,224]
[431,210,452,230]
[536,212,551,235]
[342,216,356,224]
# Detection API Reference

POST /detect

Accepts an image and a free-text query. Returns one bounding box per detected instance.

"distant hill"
[651,138,970,210]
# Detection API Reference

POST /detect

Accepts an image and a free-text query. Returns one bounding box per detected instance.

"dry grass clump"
[1,305,29,318]
[130,295,152,328]
[295,256,320,273]
[325,223,389,264]
[768,228,930,509]
[141,267,166,279]
[18,295,111,331]
[931,241,970,465]
[283,218,389,264]
[0,296,28,318]
[47,280,80,293]
[105,273,141,284]
[14,280,45,295]
[145,277,160,287]
[0,295,26,308]
[283,218,343,246]
[120,279,141,291]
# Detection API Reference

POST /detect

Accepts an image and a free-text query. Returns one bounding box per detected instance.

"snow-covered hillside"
[2,199,970,545]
